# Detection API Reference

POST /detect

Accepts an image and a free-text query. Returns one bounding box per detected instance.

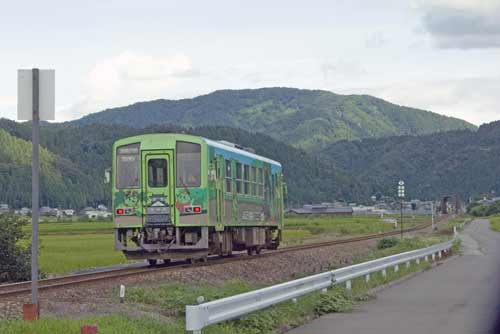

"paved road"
[291,220,500,334]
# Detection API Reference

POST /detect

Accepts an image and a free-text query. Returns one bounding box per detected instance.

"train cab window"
[176,142,201,187]
[148,159,168,187]
[244,165,250,195]
[236,162,243,194]
[116,144,140,189]
[225,160,232,193]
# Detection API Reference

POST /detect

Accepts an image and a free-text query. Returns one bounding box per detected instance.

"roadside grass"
[490,216,500,232]
[283,214,428,246]
[438,216,471,233]
[0,235,451,334]
[0,314,184,334]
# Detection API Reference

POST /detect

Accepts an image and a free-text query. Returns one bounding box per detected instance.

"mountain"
[319,121,500,200]
[72,88,476,150]
[0,119,367,208]
[0,127,107,209]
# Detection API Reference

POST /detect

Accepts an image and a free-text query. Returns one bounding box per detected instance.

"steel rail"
[0,218,438,298]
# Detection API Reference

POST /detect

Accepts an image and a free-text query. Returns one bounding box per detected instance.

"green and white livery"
[112,133,284,264]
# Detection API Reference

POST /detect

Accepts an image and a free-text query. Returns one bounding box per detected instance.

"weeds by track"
[0,219,436,298]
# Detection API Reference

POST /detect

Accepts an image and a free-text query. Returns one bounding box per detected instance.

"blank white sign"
[17,69,55,120]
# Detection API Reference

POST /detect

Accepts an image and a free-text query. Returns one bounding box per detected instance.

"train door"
[214,156,225,229]
[141,151,174,226]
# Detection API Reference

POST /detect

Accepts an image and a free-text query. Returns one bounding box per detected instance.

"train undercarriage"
[116,225,281,265]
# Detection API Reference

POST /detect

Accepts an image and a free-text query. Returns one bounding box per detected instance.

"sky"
[0,0,499,125]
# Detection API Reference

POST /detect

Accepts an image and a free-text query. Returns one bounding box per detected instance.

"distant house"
[80,207,96,216]
[84,210,112,219]
[289,204,353,216]
[0,203,10,214]
[62,209,75,217]
[19,207,31,216]
[40,206,60,217]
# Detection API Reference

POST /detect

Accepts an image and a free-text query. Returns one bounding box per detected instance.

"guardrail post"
[438,251,442,259]
[382,269,387,278]
[453,226,457,237]
[406,261,410,269]
[394,264,399,273]
[416,258,420,265]
[424,255,428,262]
[432,253,436,261]
[346,280,352,290]
[365,274,370,283]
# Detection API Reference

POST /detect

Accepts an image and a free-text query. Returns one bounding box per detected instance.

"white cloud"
[0,95,16,120]
[364,76,500,125]
[414,0,500,49]
[61,51,198,121]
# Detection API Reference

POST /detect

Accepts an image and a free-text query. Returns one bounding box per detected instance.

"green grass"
[439,216,470,233]
[23,216,433,274]
[20,221,126,274]
[39,234,127,274]
[0,314,184,334]
[0,235,450,334]
[23,221,114,235]
[490,216,500,232]
[283,214,428,245]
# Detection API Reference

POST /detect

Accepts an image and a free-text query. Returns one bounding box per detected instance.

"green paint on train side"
[112,133,283,230]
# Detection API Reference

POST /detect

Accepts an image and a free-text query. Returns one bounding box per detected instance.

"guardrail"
[185,238,456,333]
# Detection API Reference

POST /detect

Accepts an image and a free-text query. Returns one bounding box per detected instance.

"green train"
[111,133,284,264]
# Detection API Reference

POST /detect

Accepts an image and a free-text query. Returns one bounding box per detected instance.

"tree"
[0,214,31,282]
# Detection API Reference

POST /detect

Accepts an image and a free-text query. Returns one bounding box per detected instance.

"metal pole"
[31,68,39,308]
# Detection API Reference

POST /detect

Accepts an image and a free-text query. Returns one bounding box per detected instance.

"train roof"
[204,138,282,167]
[114,133,282,167]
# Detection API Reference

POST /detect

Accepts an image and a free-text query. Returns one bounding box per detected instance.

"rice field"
[25,214,430,274]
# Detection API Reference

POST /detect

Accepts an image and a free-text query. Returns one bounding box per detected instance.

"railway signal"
[17,68,55,320]
[398,180,405,239]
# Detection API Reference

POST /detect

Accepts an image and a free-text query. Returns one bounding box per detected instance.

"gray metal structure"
[185,238,455,333]
[31,68,40,306]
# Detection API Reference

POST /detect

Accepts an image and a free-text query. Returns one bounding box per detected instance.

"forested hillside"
[0,128,106,208]
[73,88,475,150]
[320,121,500,199]
[0,119,367,208]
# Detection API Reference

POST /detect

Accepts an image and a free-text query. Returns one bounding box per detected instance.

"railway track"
[0,219,436,298]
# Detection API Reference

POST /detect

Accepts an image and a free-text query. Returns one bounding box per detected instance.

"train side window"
[225,159,232,193]
[244,165,250,195]
[258,168,264,198]
[236,162,243,194]
[251,166,257,196]
[264,169,270,201]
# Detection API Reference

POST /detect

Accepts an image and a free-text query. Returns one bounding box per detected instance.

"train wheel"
[147,259,158,266]
[247,248,256,256]
[255,247,262,255]
[162,259,171,265]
